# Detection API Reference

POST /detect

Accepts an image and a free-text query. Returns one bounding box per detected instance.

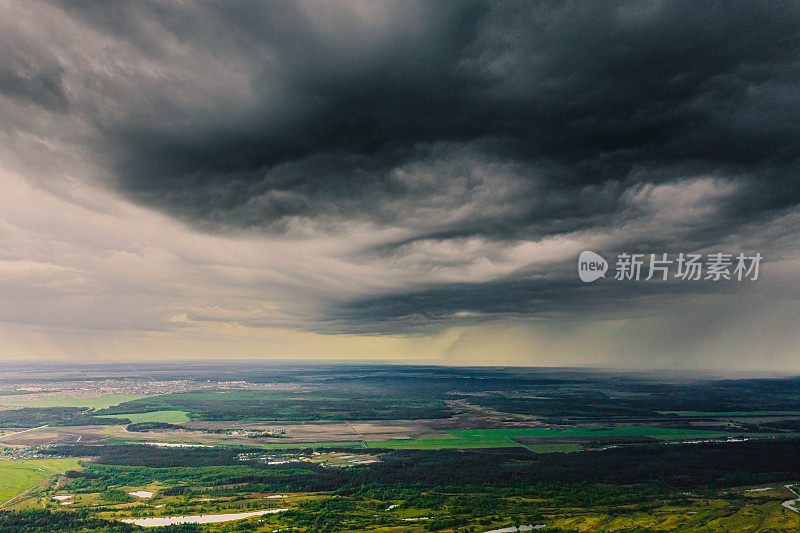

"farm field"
[0,394,149,409]
[659,410,800,417]
[0,458,83,506]
[363,427,745,450]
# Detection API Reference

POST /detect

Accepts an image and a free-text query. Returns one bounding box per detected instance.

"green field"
[104,410,191,424]
[449,427,737,439]
[365,437,511,450]
[0,395,149,409]
[0,459,83,506]
[364,427,741,450]
[523,442,583,453]
[108,426,747,451]
[250,440,365,450]
[659,410,800,416]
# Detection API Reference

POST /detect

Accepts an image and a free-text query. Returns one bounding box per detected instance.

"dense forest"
[0,510,136,532]
[97,391,451,421]
[0,407,129,427]
[44,439,800,491]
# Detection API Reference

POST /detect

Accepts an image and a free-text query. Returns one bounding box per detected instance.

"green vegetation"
[247,441,364,450]
[364,427,739,449]
[0,459,82,505]
[98,391,451,421]
[455,377,800,421]
[523,442,582,453]
[5,365,800,531]
[659,410,800,416]
[449,426,735,439]
[100,489,134,504]
[32,440,800,531]
[0,408,130,428]
[104,411,191,424]
[0,395,148,409]
[124,422,186,432]
[0,510,135,532]
[43,438,800,490]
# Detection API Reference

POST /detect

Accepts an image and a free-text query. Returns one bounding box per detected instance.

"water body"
[120,508,288,527]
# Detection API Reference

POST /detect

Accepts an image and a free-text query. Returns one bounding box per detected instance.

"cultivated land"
[2,362,800,531]
[0,458,83,507]
[0,394,149,409]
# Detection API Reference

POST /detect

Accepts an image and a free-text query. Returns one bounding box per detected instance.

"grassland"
[0,394,149,409]
[363,427,741,450]
[103,410,191,424]
[449,427,736,439]
[659,410,800,416]
[0,458,83,506]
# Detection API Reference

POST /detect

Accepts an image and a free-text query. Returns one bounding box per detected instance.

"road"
[782,484,800,513]
[0,425,49,441]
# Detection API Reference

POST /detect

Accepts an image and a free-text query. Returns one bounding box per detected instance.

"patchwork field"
[2,363,800,531]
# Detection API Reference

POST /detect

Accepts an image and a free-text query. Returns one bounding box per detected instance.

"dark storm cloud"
[8,1,800,230]
[0,50,67,111]
[72,0,799,233]
[328,278,584,334]
[3,0,800,334]
[329,261,763,334]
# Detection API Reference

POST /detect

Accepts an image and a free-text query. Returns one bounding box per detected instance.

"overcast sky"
[1,1,799,370]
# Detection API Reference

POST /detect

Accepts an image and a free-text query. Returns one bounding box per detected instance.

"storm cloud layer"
[1,1,799,366]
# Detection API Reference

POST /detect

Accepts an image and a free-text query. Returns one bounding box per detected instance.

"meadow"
[0,458,83,507]
[363,427,743,450]
[0,394,148,409]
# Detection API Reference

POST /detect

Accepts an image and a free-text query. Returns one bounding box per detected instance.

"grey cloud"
[0,51,67,112]
[2,1,800,338]
[6,1,798,231]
